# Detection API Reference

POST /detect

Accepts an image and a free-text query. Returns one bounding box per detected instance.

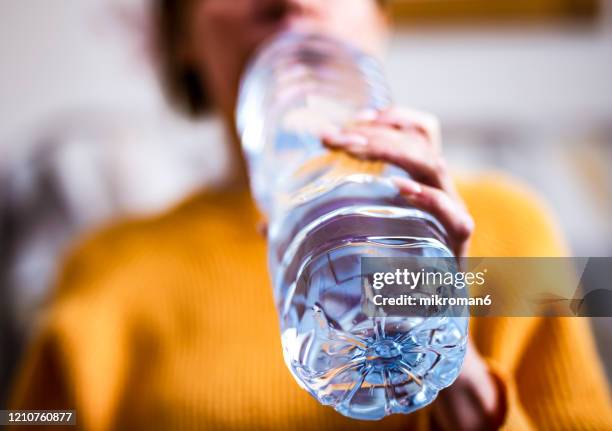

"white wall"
[1,1,611,145]
[388,22,612,130]
[0,0,163,143]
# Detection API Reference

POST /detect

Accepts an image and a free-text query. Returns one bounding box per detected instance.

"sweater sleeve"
[480,317,612,431]
[514,317,612,430]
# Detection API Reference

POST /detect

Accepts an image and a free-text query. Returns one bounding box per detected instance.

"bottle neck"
[236,31,392,215]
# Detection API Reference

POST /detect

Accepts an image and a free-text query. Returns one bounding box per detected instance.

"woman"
[11,1,611,430]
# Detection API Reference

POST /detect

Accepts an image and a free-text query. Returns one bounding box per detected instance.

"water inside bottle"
[270,172,467,420]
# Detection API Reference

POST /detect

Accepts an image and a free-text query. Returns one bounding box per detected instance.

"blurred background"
[1,0,611,406]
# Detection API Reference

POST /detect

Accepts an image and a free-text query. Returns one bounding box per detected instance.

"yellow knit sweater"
[11,173,612,430]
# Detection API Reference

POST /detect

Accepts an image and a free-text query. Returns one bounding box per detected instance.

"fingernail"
[321,124,341,136]
[392,177,422,195]
[355,109,379,122]
[324,132,368,147]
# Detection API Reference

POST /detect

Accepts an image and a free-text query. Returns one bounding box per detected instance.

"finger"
[392,177,474,256]
[352,107,441,153]
[433,389,473,431]
[256,221,268,238]
[434,384,492,431]
[372,107,442,152]
[322,125,448,190]
[462,343,501,423]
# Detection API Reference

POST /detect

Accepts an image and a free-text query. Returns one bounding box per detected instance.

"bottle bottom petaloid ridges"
[278,240,468,420]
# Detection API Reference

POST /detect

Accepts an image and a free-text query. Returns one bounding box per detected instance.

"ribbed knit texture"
[10,173,612,430]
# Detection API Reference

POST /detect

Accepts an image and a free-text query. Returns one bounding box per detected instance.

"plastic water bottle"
[236,32,468,420]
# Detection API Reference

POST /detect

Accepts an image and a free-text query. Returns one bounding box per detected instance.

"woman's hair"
[155,0,208,116]
[155,0,389,116]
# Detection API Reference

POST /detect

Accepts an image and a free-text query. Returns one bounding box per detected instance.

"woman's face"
[183,0,388,120]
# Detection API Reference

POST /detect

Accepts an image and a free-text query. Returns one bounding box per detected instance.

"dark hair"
[155,0,209,116]
[155,0,389,116]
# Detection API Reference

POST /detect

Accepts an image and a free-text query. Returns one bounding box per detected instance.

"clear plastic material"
[236,32,468,420]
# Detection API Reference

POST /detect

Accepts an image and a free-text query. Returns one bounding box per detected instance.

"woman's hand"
[432,340,506,431]
[322,107,474,257]
[323,108,505,430]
